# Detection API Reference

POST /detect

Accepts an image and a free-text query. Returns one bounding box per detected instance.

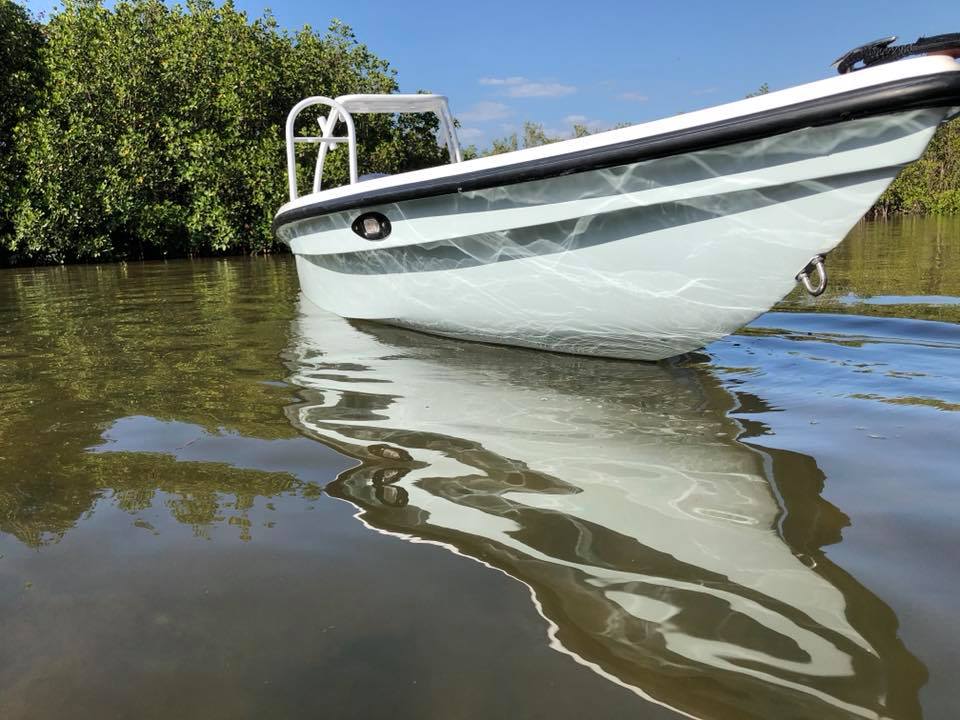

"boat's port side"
[274,55,960,360]
[284,108,948,360]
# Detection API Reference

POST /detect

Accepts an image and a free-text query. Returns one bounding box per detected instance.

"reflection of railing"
[284,94,462,201]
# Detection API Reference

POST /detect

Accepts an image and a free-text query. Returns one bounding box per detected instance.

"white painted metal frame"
[284,94,462,201]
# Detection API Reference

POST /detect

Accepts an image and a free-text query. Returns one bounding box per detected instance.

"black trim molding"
[274,71,960,235]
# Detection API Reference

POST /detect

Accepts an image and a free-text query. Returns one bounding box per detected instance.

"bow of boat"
[274,53,960,360]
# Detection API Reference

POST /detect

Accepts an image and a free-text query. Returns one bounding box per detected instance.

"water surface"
[1,217,958,719]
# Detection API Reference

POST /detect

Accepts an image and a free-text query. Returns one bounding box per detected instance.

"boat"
[273,35,960,360]
[284,304,925,719]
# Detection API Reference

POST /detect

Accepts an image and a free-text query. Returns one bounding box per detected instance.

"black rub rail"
[273,71,960,236]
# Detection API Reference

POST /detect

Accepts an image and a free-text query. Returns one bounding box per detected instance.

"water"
[0,217,958,719]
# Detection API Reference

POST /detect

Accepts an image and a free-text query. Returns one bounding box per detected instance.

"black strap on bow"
[834,33,960,74]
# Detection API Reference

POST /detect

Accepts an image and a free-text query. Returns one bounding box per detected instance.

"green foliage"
[745,82,770,98]
[485,121,562,156]
[0,1,44,246]
[872,117,960,216]
[486,133,518,156]
[521,121,560,149]
[482,119,626,154]
[2,5,957,266]
[2,0,447,264]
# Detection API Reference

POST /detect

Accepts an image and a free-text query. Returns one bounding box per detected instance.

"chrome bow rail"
[284,94,462,201]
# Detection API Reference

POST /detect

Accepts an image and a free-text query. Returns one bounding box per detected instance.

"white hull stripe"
[301,168,893,276]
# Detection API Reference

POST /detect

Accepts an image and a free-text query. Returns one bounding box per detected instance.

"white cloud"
[507,82,576,98]
[457,127,485,142]
[617,91,649,102]
[479,76,527,86]
[479,76,576,98]
[457,101,512,123]
[692,86,719,96]
[563,114,605,132]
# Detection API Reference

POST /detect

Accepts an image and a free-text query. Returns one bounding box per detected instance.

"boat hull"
[283,108,951,360]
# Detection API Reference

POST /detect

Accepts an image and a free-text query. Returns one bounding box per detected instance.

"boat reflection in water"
[285,302,923,720]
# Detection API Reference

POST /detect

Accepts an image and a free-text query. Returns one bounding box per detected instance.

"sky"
[20,0,959,148]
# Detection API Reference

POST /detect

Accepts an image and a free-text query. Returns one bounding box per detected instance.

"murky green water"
[1,217,958,719]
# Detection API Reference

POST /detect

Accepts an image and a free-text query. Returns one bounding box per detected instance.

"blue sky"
[21,0,958,147]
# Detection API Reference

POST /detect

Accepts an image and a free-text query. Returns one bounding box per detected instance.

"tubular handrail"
[285,96,357,202]
[284,93,462,201]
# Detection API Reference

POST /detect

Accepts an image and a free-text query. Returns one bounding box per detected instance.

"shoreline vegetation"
[1,0,958,268]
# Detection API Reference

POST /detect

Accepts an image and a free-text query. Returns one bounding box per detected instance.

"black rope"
[834,33,960,74]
